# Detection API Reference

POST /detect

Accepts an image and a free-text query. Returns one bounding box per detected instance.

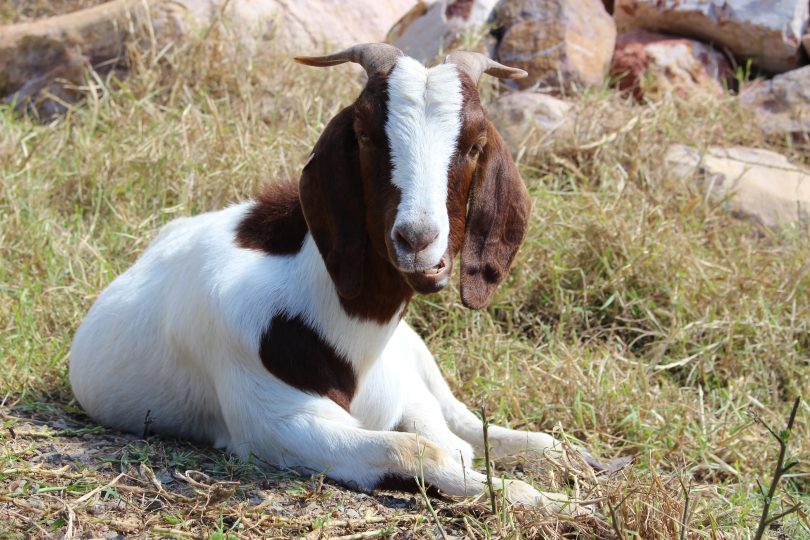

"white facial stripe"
[385,57,463,269]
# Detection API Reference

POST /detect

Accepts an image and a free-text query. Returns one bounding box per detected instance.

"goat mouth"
[402,253,453,294]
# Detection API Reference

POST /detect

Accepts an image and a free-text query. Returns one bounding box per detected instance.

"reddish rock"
[614,0,809,74]
[611,30,732,99]
[491,0,616,91]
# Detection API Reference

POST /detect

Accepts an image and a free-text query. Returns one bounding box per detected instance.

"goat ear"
[299,106,366,299]
[460,119,531,309]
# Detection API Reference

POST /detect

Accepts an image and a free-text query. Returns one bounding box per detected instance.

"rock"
[491,0,616,91]
[186,0,417,51]
[388,0,497,63]
[614,0,809,74]
[611,30,732,99]
[0,0,416,113]
[0,0,168,114]
[666,145,810,230]
[739,66,810,136]
[488,91,574,154]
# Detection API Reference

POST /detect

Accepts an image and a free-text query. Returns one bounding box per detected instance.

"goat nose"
[394,223,439,253]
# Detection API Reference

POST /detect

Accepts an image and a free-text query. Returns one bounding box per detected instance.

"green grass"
[1,24,809,539]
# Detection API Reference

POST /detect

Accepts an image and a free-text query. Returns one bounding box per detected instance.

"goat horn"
[295,43,403,76]
[444,51,527,85]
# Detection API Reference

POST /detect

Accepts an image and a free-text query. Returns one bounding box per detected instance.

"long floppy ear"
[461,119,531,309]
[299,106,366,299]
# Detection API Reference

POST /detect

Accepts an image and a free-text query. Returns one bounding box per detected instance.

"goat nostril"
[395,225,438,253]
[396,230,413,250]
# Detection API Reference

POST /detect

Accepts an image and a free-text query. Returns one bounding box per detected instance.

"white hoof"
[504,480,592,517]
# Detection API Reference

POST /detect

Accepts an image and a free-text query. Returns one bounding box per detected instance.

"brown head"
[295,43,531,310]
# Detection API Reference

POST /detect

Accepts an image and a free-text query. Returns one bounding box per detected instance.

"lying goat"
[71,44,598,514]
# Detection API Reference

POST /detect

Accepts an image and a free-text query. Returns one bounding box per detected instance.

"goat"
[70,43,600,515]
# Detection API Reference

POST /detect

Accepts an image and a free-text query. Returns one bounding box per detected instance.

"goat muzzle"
[402,251,453,294]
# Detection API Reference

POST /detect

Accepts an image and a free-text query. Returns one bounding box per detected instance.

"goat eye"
[356,130,371,146]
[468,143,483,160]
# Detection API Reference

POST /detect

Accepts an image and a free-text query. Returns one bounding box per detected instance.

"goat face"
[297,45,531,309]
[355,58,477,294]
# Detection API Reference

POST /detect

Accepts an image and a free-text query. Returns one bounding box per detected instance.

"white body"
[70,201,577,510]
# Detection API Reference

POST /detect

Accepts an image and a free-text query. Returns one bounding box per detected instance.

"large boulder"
[0,0,180,114]
[666,145,810,230]
[611,30,732,99]
[388,0,497,63]
[487,91,574,154]
[0,0,416,113]
[614,0,809,74]
[491,0,616,91]
[197,0,416,51]
[739,66,810,136]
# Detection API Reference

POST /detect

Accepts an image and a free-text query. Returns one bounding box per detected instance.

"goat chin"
[401,252,453,293]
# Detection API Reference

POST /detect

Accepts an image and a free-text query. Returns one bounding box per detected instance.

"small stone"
[88,503,109,516]
[144,499,164,512]
[666,145,810,230]
[739,65,810,137]
[156,468,174,484]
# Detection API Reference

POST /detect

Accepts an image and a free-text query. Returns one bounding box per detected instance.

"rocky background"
[2,0,808,233]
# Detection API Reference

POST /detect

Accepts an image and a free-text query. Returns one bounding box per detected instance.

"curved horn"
[444,51,527,85]
[295,43,403,76]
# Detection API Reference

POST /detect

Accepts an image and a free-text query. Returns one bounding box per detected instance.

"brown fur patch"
[259,314,356,411]
[235,180,308,255]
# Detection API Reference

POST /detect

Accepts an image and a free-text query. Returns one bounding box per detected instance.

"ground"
[1,11,809,540]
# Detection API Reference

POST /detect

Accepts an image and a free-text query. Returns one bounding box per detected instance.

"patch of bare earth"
[1,403,452,538]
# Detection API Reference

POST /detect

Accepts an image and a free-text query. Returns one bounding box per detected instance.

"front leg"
[392,375,590,515]
[394,323,609,470]
[219,368,587,516]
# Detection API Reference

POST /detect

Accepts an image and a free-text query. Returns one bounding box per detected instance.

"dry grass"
[1,16,809,539]
[0,0,111,24]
